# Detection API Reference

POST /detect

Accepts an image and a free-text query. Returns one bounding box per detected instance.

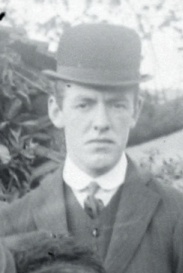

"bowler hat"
[43,23,148,86]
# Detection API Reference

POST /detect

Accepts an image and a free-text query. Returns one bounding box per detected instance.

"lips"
[87,139,114,144]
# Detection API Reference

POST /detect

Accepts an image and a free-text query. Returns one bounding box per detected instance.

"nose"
[93,104,110,132]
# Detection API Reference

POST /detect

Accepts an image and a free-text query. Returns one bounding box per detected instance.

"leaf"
[17,120,39,130]
[14,70,47,94]
[1,67,9,83]
[0,144,11,164]
[9,169,20,188]
[1,84,15,98]
[33,145,63,162]
[35,116,51,130]
[7,187,20,202]
[8,135,21,151]
[17,116,51,132]
[13,113,37,123]
[0,193,8,202]
[7,68,14,85]
[9,127,22,143]
[20,149,35,159]
[0,121,9,131]
[16,89,32,110]
[31,132,51,142]
[5,98,22,120]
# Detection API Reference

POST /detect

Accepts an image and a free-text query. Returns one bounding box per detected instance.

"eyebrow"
[105,94,131,104]
[72,96,96,102]
[71,92,131,103]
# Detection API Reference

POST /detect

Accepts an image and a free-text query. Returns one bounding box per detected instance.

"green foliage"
[0,30,62,202]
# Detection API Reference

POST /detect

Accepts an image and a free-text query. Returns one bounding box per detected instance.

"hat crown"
[43,23,146,86]
[57,24,141,72]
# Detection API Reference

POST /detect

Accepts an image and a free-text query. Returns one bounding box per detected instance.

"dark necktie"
[84,182,104,219]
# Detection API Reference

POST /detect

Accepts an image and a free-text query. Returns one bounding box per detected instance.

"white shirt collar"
[63,153,127,191]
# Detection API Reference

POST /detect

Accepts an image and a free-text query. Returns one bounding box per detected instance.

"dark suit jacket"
[0,159,183,273]
[0,241,15,273]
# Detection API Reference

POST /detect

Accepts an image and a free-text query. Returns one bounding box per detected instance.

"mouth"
[87,139,114,144]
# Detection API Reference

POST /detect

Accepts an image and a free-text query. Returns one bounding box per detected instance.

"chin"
[90,166,113,177]
[88,158,116,176]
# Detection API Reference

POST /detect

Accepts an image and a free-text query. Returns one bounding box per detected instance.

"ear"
[48,96,64,128]
[131,96,143,128]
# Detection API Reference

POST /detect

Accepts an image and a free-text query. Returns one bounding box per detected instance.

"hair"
[54,80,69,109]
[13,233,106,273]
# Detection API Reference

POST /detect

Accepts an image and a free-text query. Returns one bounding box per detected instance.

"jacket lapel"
[33,166,69,235]
[104,159,161,273]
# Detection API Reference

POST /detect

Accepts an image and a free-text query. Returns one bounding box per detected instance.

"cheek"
[65,111,91,132]
[65,119,79,137]
[64,115,86,144]
[113,113,134,131]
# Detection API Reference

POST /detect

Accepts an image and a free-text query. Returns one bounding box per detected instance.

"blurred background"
[0,0,183,200]
[1,0,183,93]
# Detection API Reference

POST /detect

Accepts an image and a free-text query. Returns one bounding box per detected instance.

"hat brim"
[42,67,152,87]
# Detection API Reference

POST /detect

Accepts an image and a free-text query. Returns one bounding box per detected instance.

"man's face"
[49,84,142,177]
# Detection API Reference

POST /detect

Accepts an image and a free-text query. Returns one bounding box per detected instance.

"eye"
[77,103,88,109]
[74,100,94,110]
[113,102,127,109]
[76,102,91,110]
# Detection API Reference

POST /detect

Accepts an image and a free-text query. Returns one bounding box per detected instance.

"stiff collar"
[63,153,127,191]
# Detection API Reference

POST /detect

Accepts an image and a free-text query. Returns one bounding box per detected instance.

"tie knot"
[87,181,100,196]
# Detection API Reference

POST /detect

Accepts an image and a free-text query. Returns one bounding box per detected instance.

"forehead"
[62,83,137,101]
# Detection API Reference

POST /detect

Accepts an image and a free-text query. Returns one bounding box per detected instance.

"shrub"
[140,148,183,192]
[0,27,63,202]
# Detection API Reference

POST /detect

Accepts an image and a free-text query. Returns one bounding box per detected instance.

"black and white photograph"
[0,0,183,272]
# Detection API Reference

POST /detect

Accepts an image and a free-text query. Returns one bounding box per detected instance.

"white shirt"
[63,153,128,208]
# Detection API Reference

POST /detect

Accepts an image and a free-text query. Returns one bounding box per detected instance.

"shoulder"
[26,165,64,207]
[39,166,63,191]
[128,157,183,217]
[134,155,183,222]
[0,166,63,215]
[0,167,64,235]
[129,157,183,209]
[148,177,183,214]
[0,242,16,273]
[147,174,183,208]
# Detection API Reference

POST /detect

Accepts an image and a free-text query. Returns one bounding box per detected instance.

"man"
[0,23,183,273]
[0,241,15,273]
